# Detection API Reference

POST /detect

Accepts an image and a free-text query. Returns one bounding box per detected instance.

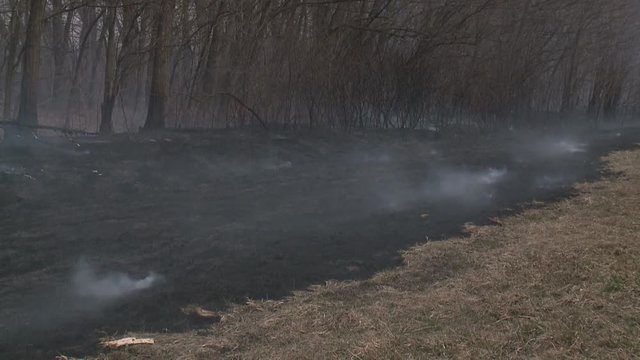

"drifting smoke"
[425,168,508,203]
[262,159,293,171]
[72,261,159,301]
[0,163,23,175]
[373,166,509,211]
[0,261,160,347]
[349,150,393,165]
[366,133,597,213]
[550,140,586,154]
[534,175,574,189]
[513,136,589,162]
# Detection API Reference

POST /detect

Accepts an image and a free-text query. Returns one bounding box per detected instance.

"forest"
[5,1,640,359]
[1,0,639,134]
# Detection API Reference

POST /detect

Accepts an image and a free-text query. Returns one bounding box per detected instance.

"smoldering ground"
[1,127,639,359]
[0,259,159,355]
[72,260,159,301]
[510,133,589,162]
[363,132,594,214]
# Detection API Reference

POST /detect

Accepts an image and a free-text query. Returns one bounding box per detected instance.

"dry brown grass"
[97,149,640,360]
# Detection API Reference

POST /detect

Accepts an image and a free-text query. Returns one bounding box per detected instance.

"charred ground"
[0,127,639,359]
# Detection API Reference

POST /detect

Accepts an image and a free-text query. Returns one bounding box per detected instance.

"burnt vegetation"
[0,0,639,133]
[2,1,640,359]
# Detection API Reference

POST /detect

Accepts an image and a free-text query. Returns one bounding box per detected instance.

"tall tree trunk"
[560,8,586,115]
[143,0,175,130]
[89,13,108,110]
[202,1,224,96]
[65,7,101,129]
[51,0,66,109]
[99,2,118,134]
[560,31,581,114]
[116,0,141,117]
[17,0,46,126]
[2,0,22,121]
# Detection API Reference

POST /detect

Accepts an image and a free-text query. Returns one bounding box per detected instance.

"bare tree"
[3,0,638,132]
[143,0,175,130]
[16,0,45,126]
[2,0,22,121]
[98,0,118,134]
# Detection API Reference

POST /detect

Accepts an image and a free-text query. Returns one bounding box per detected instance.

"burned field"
[0,128,639,358]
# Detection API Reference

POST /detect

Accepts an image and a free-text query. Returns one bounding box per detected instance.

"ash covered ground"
[0,127,638,359]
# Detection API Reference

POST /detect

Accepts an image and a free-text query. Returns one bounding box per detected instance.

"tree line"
[0,0,639,134]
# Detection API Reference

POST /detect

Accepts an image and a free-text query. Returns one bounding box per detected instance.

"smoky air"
[72,260,159,301]
[2,0,640,359]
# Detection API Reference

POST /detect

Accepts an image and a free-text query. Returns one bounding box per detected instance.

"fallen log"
[182,305,219,319]
[101,337,155,349]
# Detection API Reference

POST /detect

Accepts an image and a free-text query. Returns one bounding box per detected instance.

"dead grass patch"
[96,149,640,360]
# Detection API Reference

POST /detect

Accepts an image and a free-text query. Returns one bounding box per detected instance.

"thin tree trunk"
[64,7,102,129]
[17,0,46,126]
[144,0,175,130]
[51,0,66,109]
[2,1,21,121]
[202,1,224,96]
[99,1,118,134]
[560,15,584,115]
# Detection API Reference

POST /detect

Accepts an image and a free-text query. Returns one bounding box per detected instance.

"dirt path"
[1,129,638,358]
[95,147,640,360]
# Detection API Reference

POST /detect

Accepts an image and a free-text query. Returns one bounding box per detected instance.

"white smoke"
[425,167,508,203]
[552,140,586,154]
[371,166,509,211]
[349,150,393,165]
[534,174,573,189]
[0,164,22,175]
[72,261,158,301]
[513,137,588,162]
[262,160,293,171]
[477,168,509,185]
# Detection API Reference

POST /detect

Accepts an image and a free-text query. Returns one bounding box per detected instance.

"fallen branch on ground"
[100,337,155,349]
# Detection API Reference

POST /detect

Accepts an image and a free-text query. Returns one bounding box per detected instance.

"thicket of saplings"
[1,0,639,135]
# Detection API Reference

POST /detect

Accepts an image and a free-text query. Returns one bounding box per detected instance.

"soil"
[0,127,638,359]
